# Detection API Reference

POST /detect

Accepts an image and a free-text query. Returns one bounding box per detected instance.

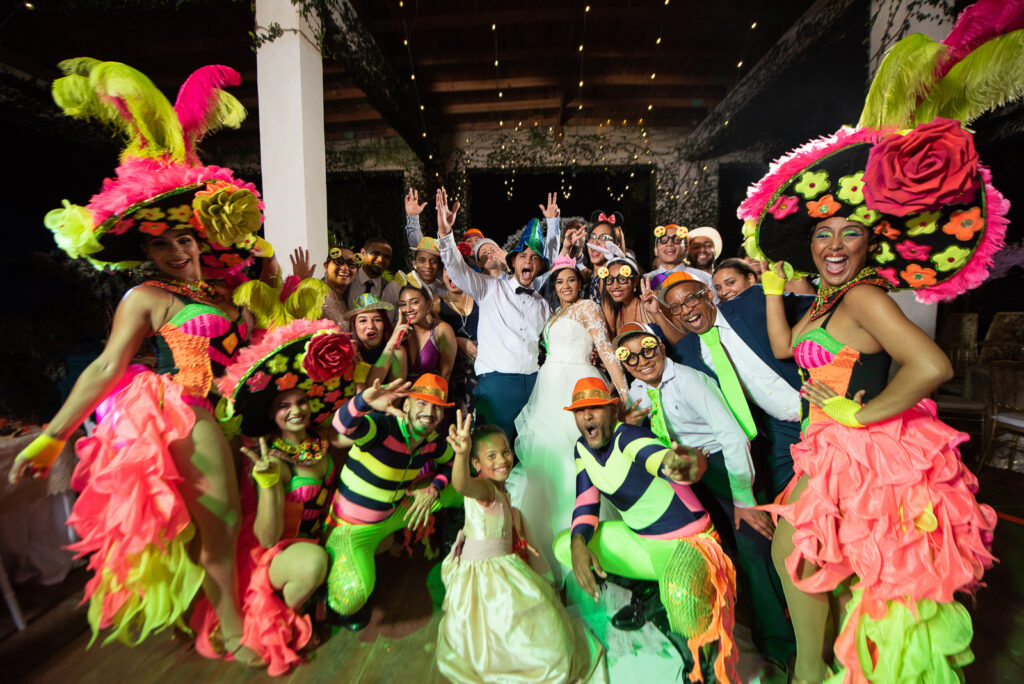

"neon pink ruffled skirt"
[191,497,313,676]
[765,399,997,681]
[68,371,205,646]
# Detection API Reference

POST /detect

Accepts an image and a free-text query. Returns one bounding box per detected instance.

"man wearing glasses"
[643,224,714,295]
[614,320,793,680]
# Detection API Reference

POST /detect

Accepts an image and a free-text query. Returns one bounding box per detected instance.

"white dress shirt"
[629,361,756,507]
[699,313,801,423]
[439,232,550,375]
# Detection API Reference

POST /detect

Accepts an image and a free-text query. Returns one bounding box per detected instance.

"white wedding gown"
[507,298,625,586]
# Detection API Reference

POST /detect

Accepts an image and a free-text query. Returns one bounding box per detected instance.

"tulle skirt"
[765,399,997,682]
[68,371,205,646]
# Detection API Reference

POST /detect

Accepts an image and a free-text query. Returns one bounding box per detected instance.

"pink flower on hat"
[863,118,980,217]
[768,195,800,220]
[895,240,932,261]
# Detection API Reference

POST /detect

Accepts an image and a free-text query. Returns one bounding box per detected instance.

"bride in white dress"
[507,255,630,585]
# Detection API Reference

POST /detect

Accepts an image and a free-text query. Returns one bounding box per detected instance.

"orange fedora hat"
[563,377,619,411]
[409,373,455,408]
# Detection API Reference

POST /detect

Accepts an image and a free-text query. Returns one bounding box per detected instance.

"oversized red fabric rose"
[862,118,979,217]
[302,331,356,381]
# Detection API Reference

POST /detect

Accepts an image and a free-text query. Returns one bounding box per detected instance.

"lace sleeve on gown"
[568,299,629,398]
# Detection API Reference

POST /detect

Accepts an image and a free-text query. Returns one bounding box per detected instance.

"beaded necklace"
[269,436,328,467]
[145,278,218,303]
[809,267,892,321]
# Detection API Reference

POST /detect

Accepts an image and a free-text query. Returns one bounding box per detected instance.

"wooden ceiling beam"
[442,96,714,116]
[322,1,440,168]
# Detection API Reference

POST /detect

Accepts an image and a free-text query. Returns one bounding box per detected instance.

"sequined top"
[283,457,337,540]
[149,285,248,401]
[570,423,709,543]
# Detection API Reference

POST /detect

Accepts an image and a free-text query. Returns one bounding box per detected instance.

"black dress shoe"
[611,581,661,631]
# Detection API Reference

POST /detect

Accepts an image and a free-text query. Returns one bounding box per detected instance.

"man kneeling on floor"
[554,377,739,682]
[324,374,461,629]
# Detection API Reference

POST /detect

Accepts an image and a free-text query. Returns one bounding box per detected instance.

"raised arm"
[241,437,286,548]
[436,188,494,301]
[763,263,804,359]
[11,287,159,481]
[404,187,427,246]
[574,300,629,400]
[332,378,412,440]
[447,410,493,502]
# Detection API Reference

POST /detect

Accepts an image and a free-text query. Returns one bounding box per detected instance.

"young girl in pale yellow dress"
[436,412,608,683]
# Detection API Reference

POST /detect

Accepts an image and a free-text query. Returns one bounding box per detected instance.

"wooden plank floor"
[5,467,1024,682]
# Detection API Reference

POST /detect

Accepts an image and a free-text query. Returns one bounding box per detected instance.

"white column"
[869,0,955,339]
[255,0,327,271]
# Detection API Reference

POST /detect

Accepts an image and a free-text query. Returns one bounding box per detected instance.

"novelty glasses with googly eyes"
[618,345,658,367]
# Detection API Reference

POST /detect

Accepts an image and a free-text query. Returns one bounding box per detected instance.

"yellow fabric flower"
[192,182,262,246]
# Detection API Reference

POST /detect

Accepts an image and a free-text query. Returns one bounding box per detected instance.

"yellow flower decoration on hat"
[618,265,633,278]
[192,181,262,246]
[640,336,658,349]
[653,225,666,237]
[615,346,631,361]
[597,266,610,279]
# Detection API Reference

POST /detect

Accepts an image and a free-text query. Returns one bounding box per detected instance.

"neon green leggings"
[325,486,461,615]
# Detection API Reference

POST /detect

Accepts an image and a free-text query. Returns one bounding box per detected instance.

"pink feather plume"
[174,65,242,164]
[936,0,1024,79]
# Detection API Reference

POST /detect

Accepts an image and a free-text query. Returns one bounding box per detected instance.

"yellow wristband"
[17,433,67,473]
[822,395,865,428]
[253,465,280,489]
[761,269,787,296]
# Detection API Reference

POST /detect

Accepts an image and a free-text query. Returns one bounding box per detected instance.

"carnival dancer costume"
[736,2,1021,678]
[324,374,462,617]
[195,319,354,675]
[553,378,738,683]
[29,58,271,647]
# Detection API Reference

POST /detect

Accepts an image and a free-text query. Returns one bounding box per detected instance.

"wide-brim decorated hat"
[739,0,1022,303]
[345,292,394,319]
[410,235,440,256]
[218,319,356,437]
[563,377,619,411]
[43,58,267,277]
[738,121,1006,300]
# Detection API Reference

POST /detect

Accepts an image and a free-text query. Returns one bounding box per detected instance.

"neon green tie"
[698,326,757,439]
[647,388,671,447]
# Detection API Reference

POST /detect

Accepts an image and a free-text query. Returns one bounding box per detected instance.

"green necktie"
[698,326,758,439]
[647,388,671,447]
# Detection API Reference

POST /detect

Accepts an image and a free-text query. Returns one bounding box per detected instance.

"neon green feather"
[53,58,185,163]
[285,279,331,322]
[859,34,948,129]
[232,280,287,329]
[915,30,1024,125]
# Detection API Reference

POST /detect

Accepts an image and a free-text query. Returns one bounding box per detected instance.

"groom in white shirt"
[435,188,550,439]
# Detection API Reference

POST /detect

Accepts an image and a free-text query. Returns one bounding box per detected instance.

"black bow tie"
[515,286,535,295]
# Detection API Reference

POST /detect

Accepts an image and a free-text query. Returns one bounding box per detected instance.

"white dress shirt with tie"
[438,233,550,375]
[629,360,757,507]
[699,312,801,423]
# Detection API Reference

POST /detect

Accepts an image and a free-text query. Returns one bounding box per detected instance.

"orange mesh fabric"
[157,322,214,399]
[806,346,858,426]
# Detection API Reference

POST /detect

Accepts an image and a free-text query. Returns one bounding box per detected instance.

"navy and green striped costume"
[569,423,709,542]
[324,391,460,615]
[330,391,453,524]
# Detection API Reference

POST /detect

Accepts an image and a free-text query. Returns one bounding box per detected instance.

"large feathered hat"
[44,58,269,277]
[739,0,1022,302]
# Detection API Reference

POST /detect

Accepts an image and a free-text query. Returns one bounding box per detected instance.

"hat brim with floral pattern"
[738,120,1008,302]
[218,319,356,437]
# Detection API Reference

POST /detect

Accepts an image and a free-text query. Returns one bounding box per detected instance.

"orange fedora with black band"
[564,377,619,411]
[408,373,455,408]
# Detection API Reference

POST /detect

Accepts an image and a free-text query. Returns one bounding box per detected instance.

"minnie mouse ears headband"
[590,210,624,227]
